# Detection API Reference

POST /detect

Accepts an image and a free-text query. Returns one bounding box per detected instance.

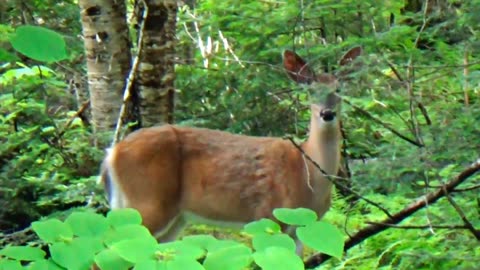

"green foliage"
[0,208,345,270]
[253,247,304,270]
[9,26,68,63]
[0,23,103,231]
[174,1,480,269]
[273,208,344,259]
[1,0,480,269]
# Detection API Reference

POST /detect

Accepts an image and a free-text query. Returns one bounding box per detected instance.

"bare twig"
[384,59,404,82]
[453,184,480,192]
[342,98,423,147]
[442,189,480,240]
[365,221,471,230]
[58,100,90,138]
[463,46,470,106]
[304,160,480,268]
[404,0,430,146]
[112,0,148,146]
[417,102,432,125]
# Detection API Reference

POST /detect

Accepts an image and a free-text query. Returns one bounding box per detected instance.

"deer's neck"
[302,120,341,180]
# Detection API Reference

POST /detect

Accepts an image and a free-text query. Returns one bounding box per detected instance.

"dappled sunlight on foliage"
[1,0,480,269]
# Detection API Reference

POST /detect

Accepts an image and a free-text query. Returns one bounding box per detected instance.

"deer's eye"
[320,109,336,121]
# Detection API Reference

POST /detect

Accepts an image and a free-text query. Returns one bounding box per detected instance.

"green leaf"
[107,208,143,228]
[9,25,68,63]
[167,257,204,270]
[0,246,45,261]
[203,241,252,270]
[32,219,73,243]
[135,257,205,270]
[273,208,317,226]
[253,247,303,270]
[132,260,158,270]
[252,233,296,253]
[27,259,64,270]
[111,237,158,263]
[0,259,23,270]
[104,224,153,246]
[65,212,109,237]
[296,221,344,259]
[95,249,133,270]
[205,239,241,252]
[50,237,104,270]
[181,235,218,250]
[156,241,206,260]
[243,218,281,235]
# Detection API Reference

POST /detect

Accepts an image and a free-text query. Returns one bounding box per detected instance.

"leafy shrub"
[0,208,344,270]
[0,24,103,232]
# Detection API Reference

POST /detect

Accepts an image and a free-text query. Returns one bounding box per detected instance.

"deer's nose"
[320,109,336,121]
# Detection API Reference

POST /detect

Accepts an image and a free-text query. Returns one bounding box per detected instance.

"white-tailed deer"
[100,46,362,255]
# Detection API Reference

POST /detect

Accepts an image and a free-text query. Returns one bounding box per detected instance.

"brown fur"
[100,47,362,251]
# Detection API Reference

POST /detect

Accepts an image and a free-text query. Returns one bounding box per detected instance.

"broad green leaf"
[253,247,303,270]
[104,224,153,246]
[181,235,218,250]
[296,221,344,259]
[252,233,296,253]
[10,25,68,63]
[167,257,204,270]
[243,218,281,235]
[205,239,241,252]
[112,237,158,263]
[273,208,317,226]
[107,208,143,228]
[32,219,73,243]
[0,259,23,270]
[50,237,103,270]
[95,249,133,270]
[156,241,206,260]
[133,260,159,270]
[27,259,64,270]
[0,246,45,261]
[65,212,109,237]
[135,258,205,270]
[203,241,252,270]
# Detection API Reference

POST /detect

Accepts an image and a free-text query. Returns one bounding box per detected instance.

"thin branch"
[342,98,423,147]
[442,189,480,240]
[58,100,90,138]
[384,59,404,82]
[417,183,480,192]
[463,46,470,106]
[417,102,432,125]
[304,160,480,268]
[453,184,480,192]
[112,0,148,146]
[287,137,393,219]
[365,221,472,230]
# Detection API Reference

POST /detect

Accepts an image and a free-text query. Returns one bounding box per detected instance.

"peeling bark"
[78,0,132,143]
[135,0,177,127]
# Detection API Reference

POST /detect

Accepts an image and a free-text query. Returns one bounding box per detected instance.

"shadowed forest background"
[0,0,479,269]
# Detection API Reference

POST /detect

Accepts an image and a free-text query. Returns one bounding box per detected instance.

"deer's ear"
[283,50,315,84]
[339,46,362,66]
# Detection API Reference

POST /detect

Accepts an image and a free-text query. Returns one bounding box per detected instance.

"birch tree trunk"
[134,0,177,126]
[78,0,132,144]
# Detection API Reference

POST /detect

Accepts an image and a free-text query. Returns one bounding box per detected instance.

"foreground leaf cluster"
[0,208,344,270]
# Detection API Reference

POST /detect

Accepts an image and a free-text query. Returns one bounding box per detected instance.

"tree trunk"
[78,0,132,145]
[134,0,177,127]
